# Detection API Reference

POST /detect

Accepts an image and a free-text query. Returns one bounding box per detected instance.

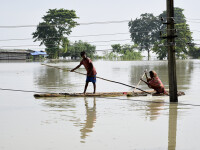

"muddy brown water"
[0,59,200,150]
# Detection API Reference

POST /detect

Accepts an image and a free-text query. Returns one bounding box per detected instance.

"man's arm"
[70,63,81,72]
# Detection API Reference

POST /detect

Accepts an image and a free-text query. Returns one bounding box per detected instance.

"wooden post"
[167,0,178,102]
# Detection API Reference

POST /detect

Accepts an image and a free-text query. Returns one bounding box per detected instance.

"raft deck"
[34,90,185,98]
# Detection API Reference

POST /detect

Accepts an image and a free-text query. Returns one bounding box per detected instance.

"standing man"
[71,51,97,94]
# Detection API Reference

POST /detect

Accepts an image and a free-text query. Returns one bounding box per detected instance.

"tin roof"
[0,49,35,53]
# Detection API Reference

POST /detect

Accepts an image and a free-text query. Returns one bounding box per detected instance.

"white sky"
[0,0,200,54]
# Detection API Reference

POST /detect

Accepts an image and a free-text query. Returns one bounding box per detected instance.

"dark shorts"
[86,75,96,83]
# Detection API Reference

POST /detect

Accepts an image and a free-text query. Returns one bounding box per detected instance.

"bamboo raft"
[34,90,185,98]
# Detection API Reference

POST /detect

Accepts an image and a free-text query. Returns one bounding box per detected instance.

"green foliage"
[105,44,142,60]
[121,50,143,60]
[103,52,119,60]
[63,40,96,59]
[129,8,194,60]
[112,44,121,53]
[32,9,79,59]
[188,45,200,59]
[128,13,159,60]
[153,7,193,60]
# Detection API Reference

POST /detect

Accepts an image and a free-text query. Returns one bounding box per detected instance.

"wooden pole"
[167,0,178,102]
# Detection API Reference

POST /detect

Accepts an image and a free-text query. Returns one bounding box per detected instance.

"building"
[30,51,47,60]
[0,49,47,60]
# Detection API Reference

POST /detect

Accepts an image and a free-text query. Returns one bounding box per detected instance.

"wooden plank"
[34,90,185,98]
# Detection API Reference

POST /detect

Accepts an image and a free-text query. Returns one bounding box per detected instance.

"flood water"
[0,59,200,150]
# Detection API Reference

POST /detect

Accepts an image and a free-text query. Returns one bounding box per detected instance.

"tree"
[110,44,142,60]
[188,45,200,59]
[153,7,193,60]
[128,13,159,60]
[112,44,121,53]
[32,9,79,58]
[64,41,96,59]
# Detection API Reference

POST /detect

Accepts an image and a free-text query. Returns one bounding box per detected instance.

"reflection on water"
[39,97,96,143]
[2,60,200,149]
[39,97,78,124]
[145,99,164,121]
[80,97,96,143]
[35,67,71,91]
[168,103,178,150]
[34,60,194,94]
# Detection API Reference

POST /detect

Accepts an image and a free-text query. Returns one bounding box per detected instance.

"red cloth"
[148,77,166,93]
[80,57,97,76]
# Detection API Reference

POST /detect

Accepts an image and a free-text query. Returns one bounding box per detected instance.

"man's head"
[80,51,86,58]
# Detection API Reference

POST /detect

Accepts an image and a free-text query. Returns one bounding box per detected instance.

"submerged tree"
[110,44,142,60]
[153,7,194,60]
[32,9,79,58]
[128,13,159,60]
[129,8,194,60]
[64,40,96,59]
[188,44,200,59]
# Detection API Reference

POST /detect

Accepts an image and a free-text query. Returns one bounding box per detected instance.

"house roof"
[30,51,47,56]
[0,49,34,53]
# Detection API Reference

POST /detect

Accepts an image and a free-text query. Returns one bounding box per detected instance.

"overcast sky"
[0,0,200,53]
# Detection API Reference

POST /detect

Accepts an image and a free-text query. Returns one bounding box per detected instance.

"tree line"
[32,8,200,60]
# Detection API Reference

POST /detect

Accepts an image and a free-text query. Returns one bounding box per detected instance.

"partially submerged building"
[30,51,47,60]
[0,49,47,60]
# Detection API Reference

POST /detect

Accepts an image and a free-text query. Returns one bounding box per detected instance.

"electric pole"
[167,0,178,102]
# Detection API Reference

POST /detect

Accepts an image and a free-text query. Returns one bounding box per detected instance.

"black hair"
[149,71,154,77]
[80,51,86,56]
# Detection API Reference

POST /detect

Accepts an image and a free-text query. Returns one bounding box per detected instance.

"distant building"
[30,51,47,60]
[0,49,47,60]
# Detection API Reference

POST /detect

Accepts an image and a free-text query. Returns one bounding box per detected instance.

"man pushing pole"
[71,51,97,94]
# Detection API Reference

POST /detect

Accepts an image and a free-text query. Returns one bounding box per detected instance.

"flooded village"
[1,0,200,150]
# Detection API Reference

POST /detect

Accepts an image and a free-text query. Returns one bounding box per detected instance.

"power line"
[0,32,130,42]
[1,17,200,28]
[0,20,131,28]
[0,39,133,48]
[0,28,197,42]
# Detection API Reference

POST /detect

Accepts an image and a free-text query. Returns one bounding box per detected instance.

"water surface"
[0,60,200,150]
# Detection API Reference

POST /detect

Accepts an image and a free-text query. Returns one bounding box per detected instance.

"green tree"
[110,44,142,60]
[111,44,121,53]
[32,9,79,59]
[64,40,96,59]
[153,7,193,60]
[128,13,159,60]
[188,44,200,59]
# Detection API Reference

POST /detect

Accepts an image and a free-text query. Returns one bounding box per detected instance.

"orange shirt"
[148,77,166,93]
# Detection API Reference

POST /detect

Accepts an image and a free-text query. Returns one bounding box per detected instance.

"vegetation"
[32,7,200,60]
[63,40,96,59]
[153,7,194,60]
[188,45,200,59]
[128,13,159,60]
[32,9,79,59]
[104,44,143,60]
[128,7,197,60]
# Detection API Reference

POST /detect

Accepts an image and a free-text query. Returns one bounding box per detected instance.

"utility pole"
[167,0,178,102]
